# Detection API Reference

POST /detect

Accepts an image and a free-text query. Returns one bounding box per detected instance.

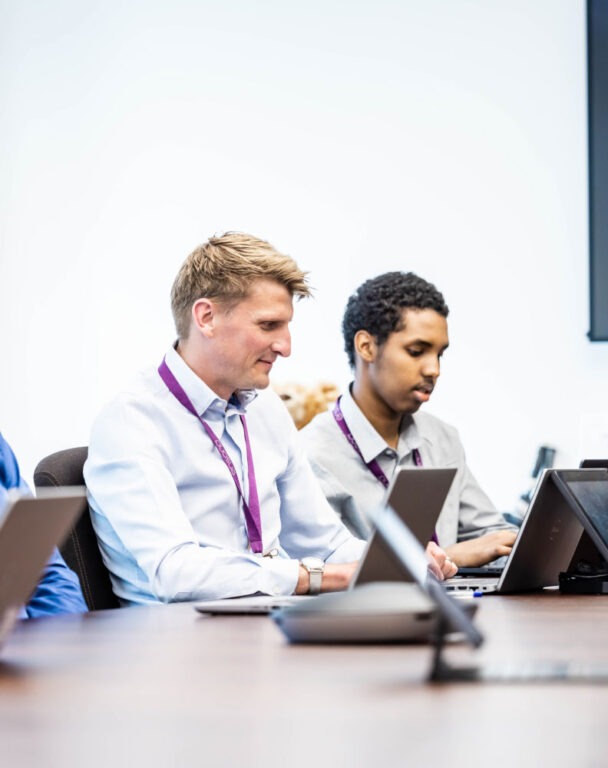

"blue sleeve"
[0,432,27,500]
[25,547,88,618]
[0,432,88,617]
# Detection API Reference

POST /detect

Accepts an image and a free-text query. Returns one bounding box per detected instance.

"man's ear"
[354,330,377,363]
[191,298,216,338]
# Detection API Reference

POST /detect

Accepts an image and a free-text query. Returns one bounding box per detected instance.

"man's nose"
[421,355,440,379]
[271,329,291,358]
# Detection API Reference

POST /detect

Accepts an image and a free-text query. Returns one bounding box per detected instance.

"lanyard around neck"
[158,357,263,554]
[332,398,437,544]
[332,397,422,488]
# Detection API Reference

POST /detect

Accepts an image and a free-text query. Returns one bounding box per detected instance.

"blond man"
[84,233,366,605]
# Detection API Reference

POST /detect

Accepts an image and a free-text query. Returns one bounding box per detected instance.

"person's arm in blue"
[25,546,87,617]
[0,432,88,617]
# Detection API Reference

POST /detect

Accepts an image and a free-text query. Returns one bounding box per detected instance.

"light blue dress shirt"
[84,347,364,606]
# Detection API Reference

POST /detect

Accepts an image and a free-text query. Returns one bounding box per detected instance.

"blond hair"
[170,232,311,339]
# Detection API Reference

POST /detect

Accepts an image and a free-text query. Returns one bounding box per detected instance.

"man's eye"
[407,348,423,357]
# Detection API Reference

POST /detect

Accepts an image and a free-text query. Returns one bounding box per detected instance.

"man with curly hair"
[302,271,516,568]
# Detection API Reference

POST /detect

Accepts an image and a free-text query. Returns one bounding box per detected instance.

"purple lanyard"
[332,398,422,487]
[158,358,263,554]
[332,398,438,543]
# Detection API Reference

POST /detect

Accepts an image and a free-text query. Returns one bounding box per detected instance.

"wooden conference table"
[1,591,608,768]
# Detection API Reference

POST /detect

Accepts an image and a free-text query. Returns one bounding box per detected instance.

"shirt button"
[272,586,281,595]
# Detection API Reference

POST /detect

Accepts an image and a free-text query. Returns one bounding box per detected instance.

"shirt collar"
[228,389,257,413]
[164,345,257,417]
[397,414,423,456]
[340,385,423,462]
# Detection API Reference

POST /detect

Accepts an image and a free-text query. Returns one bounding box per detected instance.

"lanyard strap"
[332,398,422,487]
[158,358,263,554]
[332,398,437,543]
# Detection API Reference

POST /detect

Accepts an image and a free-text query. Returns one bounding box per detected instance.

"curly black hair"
[342,272,449,368]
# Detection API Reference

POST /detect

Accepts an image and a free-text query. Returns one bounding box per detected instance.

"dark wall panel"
[589,0,608,339]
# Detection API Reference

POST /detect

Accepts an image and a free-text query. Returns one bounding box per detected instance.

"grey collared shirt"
[300,387,509,546]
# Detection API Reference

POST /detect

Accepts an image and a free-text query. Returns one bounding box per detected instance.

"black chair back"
[34,447,119,611]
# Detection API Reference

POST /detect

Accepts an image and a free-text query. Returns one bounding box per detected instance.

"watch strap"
[308,567,323,595]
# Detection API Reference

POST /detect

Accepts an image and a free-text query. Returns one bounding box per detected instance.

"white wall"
[0,0,601,512]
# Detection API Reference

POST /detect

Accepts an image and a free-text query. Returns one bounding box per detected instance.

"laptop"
[351,467,456,585]
[445,468,602,594]
[552,468,608,566]
[579,459,608,470]
[194,467,457,616]
[564,461,608,572]
[0,487,87,650]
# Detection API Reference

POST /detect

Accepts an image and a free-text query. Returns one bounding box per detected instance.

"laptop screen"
[352,467,456,588]
[552,469,608,562]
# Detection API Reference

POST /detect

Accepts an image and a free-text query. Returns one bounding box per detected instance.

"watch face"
[301,556,324,571]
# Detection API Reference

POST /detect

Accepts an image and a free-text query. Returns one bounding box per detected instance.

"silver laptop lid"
[0,487,86,649]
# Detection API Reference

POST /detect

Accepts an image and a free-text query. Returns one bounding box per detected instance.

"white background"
[0,0,604,512]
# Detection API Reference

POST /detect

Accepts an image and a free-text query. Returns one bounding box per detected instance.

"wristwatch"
[300,556,325,595]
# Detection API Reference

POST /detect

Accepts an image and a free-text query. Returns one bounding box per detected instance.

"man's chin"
[241,375,271,391]
[399,399,423,415]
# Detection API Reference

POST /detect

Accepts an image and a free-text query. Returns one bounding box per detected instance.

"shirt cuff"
[257,556,301,596]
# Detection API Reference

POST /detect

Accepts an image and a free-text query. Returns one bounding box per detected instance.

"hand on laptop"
[426,542,458,580]
[445,530,517,568]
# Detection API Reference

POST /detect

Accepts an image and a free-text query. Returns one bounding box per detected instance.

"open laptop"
[352,467,456,586]
[579,459,608,469]
[194,467,456,616]
[563,461,608,573]
[0,487,87,650]
[445,468,605,594]
[552,468,608,566]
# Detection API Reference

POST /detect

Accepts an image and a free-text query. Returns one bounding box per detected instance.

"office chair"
[33,447,120,611]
